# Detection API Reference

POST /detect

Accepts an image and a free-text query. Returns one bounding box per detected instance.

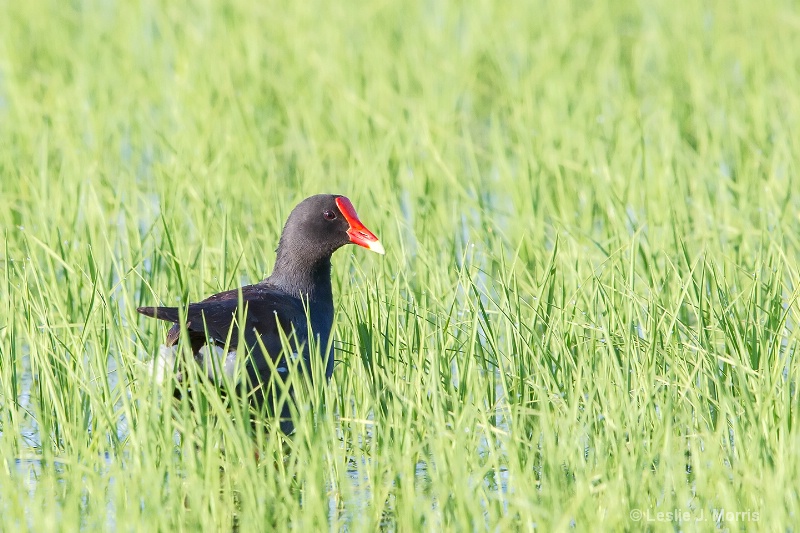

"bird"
[137,194,384,432]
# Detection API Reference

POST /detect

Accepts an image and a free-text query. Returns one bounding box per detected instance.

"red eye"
[323,210,337,220]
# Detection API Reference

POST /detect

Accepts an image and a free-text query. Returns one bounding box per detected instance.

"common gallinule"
[137,194,384,431]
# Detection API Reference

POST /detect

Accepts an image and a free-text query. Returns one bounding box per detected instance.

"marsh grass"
[1,0,800,530]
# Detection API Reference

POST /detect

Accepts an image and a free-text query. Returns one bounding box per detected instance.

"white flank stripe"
[198,344,239,381]
[151,345,179,385]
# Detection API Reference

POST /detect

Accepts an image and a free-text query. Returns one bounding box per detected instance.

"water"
[6,337,515,529]
[328,371,513,529]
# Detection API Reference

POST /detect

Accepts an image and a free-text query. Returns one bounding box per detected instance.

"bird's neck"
[269,250,334,305]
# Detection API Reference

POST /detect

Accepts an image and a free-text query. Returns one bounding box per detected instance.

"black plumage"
[137,194,384,431]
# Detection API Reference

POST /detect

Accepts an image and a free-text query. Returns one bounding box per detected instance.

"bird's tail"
[137,306,181,322]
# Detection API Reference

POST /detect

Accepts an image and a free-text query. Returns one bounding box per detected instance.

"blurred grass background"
[1,0,799,530]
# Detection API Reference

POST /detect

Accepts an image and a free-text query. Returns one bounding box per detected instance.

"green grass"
[1,0,799,530]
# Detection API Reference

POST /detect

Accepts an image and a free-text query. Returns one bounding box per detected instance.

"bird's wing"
[138,294,309,388]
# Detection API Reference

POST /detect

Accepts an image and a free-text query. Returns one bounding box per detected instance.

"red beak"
[335,197,385,254]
